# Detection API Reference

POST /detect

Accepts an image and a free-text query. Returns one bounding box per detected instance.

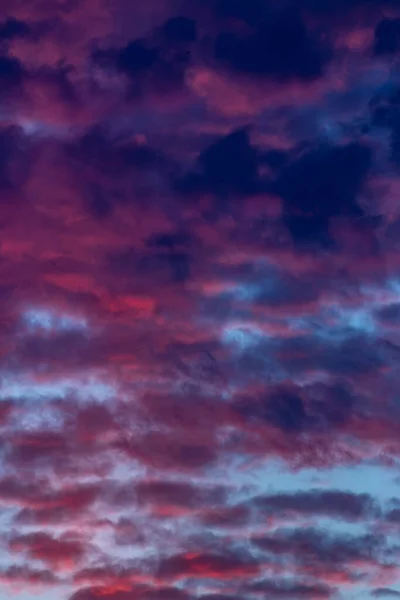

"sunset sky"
[1,1,400,599]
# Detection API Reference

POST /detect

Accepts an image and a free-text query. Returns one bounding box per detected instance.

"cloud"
[197,504,251,528]
[244,580,334,598]
[273,142,373,246]
[374,19,400,55]
[70,586,192,600]
[0,565,58,586]
[70,588,139,600]
[93,15,197,102]
[252,528,383,569]
[253,490,378,519]
[178,128,264,200]
[134,479,227,511]
[0,18,30,41]
[373,590,400,598]
[9,532,85,570]
[0,1,398,600]
[157,551,260,580]
[214,6,332,82]
[234,380,356,434]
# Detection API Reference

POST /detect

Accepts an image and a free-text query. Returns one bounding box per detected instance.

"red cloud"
[9,532,85,570]
[157,552,261,580]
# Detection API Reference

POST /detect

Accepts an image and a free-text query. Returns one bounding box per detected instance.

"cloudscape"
[0,1,400,599]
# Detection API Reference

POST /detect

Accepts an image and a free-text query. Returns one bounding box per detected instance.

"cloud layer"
[0,1,399,600]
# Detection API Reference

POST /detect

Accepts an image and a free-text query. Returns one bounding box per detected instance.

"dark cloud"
[198,504,251,528]
[69,127,166,176]
[179,128,264,199]
[234,381,356,433]
[375,304,400,324]
[214,7,331,82]
[118,431,218,471]
[67,127,171,215]
[135,479,227,510]
[273,142,373,246]
[374,19,400,55]
[0,56,24,88]
[266,388,307,432]
[274,333,385,378]
[162,17,197,43]
[235,386,307,432]
[368,87,400,165]
[252,528,383,566]
[94,16,197,98]
[211,0,268,27]
[301,0,400,16]
[108,242,192,285]
[253,490,377,519]
[117,42,159,75]
[252,272,322,307]
[140,251,192,283]
[0,125,33,194]
[144,231,197,283]
[0,18,31,41]
[245,580,334,598]
[384,508,400,523]
[307,382,356,429]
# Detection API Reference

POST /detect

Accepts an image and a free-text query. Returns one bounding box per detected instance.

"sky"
[2,0,400,599]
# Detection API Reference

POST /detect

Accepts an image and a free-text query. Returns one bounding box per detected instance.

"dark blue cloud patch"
[134,479,227,511]
[384,507,400,523]
[162,17,197,43]
[307,382,356,429]
[234,378,357,435]
[375,304,400,324]
[274,333,384,379]
[369,87,400,165]
[233,385,308,433]
[252,528,383,567]
[71,127,165,173]
[94,16,197,98]
[253,490,377,519]
[301,0,400,17]
[273,142,373,246]
[108,244,192,286]
[198,504,251,528]
[117,41,159,76]
[179,128,264,201]
[0,55,24,90]
[266,388,307,433]
[145,230,198,283]
[214,6,331,82]
[245,580,333,598]
[374,18,400,55]
[68,127,171,215]
[212,0,268,27]
[0,125,31,192]
[0,18,31,41]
